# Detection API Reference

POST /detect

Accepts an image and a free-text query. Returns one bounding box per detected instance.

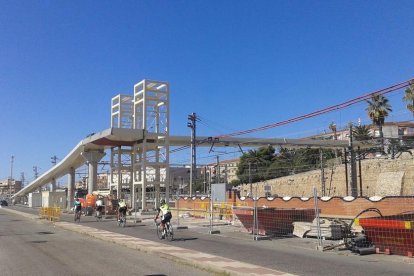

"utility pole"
[33,166,39,178]
[9,155,14,199]
[203,166,207,194]
[344,148,349,195]
[358,146,363,197]
[249,161,252,197]
[208,167,212,195]
[10,155,14,180]
[51,155,58,165]
[51,155,58,191]
[20,172,25,187]
[320,148,325,196]
[33,165,41,192]
[216,155,220,184]
[349,123,358,197]
[187,112,197,196]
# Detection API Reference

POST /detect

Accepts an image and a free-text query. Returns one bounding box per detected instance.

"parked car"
[0,200,8,206]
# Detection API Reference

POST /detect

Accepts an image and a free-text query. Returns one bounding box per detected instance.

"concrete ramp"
[13,128,145,197]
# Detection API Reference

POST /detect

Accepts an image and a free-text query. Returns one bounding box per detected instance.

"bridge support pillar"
[50,178,56,192]
[81,150,106,195]
[67,167,75,211]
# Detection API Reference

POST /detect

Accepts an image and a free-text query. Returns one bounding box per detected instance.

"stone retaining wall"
[239,155,414,197]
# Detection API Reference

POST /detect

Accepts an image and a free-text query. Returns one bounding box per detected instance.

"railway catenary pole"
[187,113,197,196]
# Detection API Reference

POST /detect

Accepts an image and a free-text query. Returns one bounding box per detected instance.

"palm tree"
[352,125,371,141]
[328,122,337,140]
[403,81,414,116]
[366,93,392,152]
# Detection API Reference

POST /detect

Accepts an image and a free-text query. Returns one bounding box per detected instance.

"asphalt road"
[6,206,414,275]
[0,208,213,276]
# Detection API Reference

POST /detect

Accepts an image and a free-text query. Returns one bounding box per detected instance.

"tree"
[386,138,413,159]
[403,81,414,116]
[328,122,337,140]
[352,125,371,141]
[236,146,275,184]
[366,93,392,152]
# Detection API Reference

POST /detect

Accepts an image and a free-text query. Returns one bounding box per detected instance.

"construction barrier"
[39,207,61,222]
[172,200,247,220]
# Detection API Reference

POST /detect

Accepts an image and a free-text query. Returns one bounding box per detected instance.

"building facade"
[313,121,414,141]
[0,179,22,198]
[201,158,240,185]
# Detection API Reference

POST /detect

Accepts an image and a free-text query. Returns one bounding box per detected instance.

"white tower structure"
[110,80,170,210]
[110,94,134,200]
[111,95,133,128]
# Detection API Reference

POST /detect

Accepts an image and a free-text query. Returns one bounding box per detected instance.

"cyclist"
[74,197,82,220]
[117,199,127,222]
[95,196,104,217]
[154,199,172,238]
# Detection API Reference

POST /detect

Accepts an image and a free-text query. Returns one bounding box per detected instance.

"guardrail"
[39,207,61,222]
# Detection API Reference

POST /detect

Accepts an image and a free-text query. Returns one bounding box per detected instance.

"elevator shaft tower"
[110,80,169,210]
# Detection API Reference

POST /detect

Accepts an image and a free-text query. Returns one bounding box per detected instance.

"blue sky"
[1,1,414,184]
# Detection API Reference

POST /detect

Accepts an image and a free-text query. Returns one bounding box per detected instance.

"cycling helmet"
[160,199,166,205]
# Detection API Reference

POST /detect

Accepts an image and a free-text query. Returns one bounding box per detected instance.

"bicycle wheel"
[121,217,126,228]
[166,224,174,241]
[75,212,80,223]
[156,224,163,240]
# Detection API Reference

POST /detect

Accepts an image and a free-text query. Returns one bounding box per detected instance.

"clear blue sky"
[1,1,414,184]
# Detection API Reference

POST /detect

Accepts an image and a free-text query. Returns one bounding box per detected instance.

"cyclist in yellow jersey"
[154,199,172,238]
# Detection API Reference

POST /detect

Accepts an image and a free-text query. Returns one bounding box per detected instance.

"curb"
[2,208,294,276]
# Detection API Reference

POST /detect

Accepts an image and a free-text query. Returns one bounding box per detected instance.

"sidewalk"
[3,207,294,276]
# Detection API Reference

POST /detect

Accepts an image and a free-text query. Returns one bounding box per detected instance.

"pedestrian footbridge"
[12,79,371,210]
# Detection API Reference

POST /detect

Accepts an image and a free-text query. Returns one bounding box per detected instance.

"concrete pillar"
[50,178,56,192]
[142,174,147,211]
[131,149,136,210]
[137,185,142,210]
[67,167,75,211]
[81,150,106,195]
[117,147,122,199]
[165,178,170,204]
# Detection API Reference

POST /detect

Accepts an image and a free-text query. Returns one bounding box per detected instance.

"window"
[398,128,406,136]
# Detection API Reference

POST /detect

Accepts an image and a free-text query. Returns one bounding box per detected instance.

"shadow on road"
[37,231,54,235]
[29,240,48,243]
[171,237,198,242]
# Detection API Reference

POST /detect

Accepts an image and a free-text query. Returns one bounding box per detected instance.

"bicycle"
[74,209,81,223]
[95,208,103,222]
[118,212,126,228]
[155,220,174,241]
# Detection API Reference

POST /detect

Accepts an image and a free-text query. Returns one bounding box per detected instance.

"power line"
[217,78,413,138]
